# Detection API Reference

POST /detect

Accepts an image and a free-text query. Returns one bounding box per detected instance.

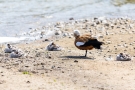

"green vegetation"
[126,0,135,3]
[22,71,30,75]
[54,79,56,82]
[112,0,135,6]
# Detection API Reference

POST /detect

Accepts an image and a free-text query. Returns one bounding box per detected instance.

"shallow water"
[0,0,135,37]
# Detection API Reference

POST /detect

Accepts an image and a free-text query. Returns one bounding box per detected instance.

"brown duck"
[74,30,104,57]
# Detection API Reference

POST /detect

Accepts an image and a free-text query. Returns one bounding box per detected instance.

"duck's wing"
[80,39,97,46]
[80,39,103,49]
[75,34,92,47]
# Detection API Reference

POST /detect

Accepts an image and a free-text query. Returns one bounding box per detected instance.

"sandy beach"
[0,17,135,90]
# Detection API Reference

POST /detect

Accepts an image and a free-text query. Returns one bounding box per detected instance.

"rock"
[0,80,6,84]
[55,30,62,35]
[26,81,30,83]
[41,63,45,65]
[105,57,113,61]
[13,63,19,66]
[48,56,51,59]
[74,60,78,63]
[25,66,29,68]
[31,71,37,74]
[44,39,49,41]
[35,52,41,57]
[63,33,68,37]
[69,17,74,20]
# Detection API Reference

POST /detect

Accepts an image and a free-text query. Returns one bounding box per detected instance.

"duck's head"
[7,44,11,48]
[73,30,80,38]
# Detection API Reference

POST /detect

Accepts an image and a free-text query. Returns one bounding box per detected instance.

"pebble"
[26,81,30,83]
[44,39,49,41]
[74,60,78,63]
[0,80,6,84]
[69,17,74,20]
[105,56,113,61]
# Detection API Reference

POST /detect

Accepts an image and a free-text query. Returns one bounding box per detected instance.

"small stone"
[0,80,6,84]
[26,81,30,83]
[69,17,74,20]
[74,60,78,63]
[41,63,45,65]
[13,63,19,66]
[31,71,37,74]
[55,30,61,35]
[44,39,49,41]
[25,66,29,67]
[63,33,68,37]
[105,57,113,61]
[48,56,51,59]
[51,65,55,69]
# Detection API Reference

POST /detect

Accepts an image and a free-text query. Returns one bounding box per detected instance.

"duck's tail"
[82,39,104,49]
[92,39,104,49]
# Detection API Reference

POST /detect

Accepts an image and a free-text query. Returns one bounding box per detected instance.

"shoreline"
[0,17,135,90]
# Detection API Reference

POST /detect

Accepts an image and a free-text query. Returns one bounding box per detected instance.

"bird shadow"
[60,55,94,60]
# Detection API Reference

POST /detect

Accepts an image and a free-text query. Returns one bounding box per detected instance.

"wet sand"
[0,17,135,90]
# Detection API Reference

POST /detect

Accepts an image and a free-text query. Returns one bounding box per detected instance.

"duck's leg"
[85,50,87,57]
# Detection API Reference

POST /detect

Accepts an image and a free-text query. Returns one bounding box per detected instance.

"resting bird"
[73,30,104,57]
[10,50,23,58]
[4,44,13,53]
[46,42,62,51]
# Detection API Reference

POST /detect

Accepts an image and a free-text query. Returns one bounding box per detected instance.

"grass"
[22,71,31,75]
[112,0,135,6]
[54,79,56,82]
[126,0,135,3]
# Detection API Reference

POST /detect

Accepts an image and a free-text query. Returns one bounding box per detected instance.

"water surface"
[0,0,135,36]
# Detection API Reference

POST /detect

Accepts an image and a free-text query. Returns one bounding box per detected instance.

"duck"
[73,30,104,57]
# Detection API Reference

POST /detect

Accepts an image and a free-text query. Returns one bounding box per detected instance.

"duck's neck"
[74,35,80,39]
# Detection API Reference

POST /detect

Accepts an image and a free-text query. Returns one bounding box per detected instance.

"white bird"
[4,44,13,53]
[116,53,131,61]
[10,50,22,58]
[46,42,61,51]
